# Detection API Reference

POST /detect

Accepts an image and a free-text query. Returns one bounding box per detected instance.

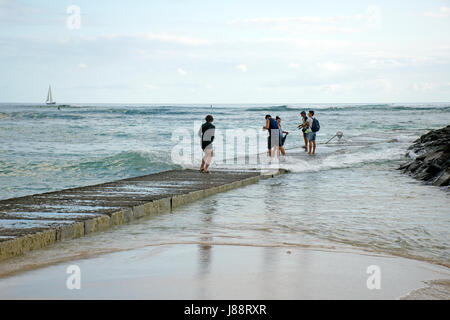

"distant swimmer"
[262,114,280,159]
[198,115,215,173]
[276,116,288,157]
[297,111,309,152]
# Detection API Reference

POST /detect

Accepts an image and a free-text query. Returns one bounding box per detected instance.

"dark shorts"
[202,142,213,151]
[280,135,287,147]
[268,131,280,149]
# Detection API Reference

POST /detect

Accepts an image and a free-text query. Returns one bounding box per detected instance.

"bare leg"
[200,158,205,171]
[203,149,213,172]
[280,146,286,156]
[312,141,316,155]
[308,140,312,154]
[270,146,279,159]
[303,133,308,151]
[200,149,206,171]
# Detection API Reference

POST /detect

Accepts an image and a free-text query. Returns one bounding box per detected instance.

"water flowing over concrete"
[0,169,283,261]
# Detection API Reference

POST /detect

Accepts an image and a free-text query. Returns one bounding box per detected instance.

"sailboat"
[45,85,56,105]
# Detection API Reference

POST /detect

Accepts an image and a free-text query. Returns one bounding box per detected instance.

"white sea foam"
[281,148,404,173]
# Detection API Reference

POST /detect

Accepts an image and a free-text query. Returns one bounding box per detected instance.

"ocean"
[0,103,449,267]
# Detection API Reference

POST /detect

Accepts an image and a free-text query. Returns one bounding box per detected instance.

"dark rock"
[409,161,423,173]
[399,125,450,187]
[433,168,450,186]
[398,161,413,170]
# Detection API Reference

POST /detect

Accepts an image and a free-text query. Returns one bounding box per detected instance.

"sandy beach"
[0,243,448,299]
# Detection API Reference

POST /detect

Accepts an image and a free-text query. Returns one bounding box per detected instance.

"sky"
[0,0,449,104]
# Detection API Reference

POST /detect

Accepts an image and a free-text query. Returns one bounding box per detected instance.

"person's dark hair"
[265,114,271,119]
[309,110,315,116]
[205,115,214,122]
[276,116,280,120]
[301,111,306,115]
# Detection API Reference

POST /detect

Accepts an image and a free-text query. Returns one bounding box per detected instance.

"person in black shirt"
[199,115,215,173]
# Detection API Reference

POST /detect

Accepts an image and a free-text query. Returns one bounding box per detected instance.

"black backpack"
[311,118,320,132]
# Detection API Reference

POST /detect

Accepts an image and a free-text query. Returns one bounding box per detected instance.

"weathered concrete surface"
[0,169,282,261]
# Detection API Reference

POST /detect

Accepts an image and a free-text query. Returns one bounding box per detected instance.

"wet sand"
[0,244,448,299]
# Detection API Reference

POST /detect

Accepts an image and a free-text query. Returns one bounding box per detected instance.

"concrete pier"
[0,169,284,261]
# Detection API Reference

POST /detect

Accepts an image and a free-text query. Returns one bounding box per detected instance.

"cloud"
[313,78,393,94]
[318,83,345,93]
[177,68,187,76]
[0,0,48,25]
[317,61,346,72]
[145,33,210,46]
[228,6,382,34]
[368,58,405,68]
[352,50,450,69]
[237,64,247,72]
[144,84,159,91]
[425,7,450,19]
[77,63,88,69]
[365,5,382,29]
[368,78,392,91]
[66,83,131,90]
[71,32,211,46]
[289,62,300,69]
[413,82,434,91]
[411,82,450,93]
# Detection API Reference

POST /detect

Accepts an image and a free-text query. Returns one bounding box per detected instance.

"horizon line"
[1,101,450,105]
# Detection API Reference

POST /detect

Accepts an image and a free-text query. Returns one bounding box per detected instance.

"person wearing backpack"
[307,110,320,155]
[262,114,280,158]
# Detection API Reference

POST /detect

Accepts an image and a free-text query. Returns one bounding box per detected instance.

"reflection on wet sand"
[196,199,216,299]
[198,199,216,275]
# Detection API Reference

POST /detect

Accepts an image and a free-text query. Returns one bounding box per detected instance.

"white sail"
[46,86,52,102]
[46,86,56,105]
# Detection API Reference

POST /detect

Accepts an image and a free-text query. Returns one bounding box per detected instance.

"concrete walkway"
[0,169,282,261]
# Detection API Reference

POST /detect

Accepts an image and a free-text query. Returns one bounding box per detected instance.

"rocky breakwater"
[399,125,450,187]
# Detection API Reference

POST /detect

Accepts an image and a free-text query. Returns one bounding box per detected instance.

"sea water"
[0,103,449,266]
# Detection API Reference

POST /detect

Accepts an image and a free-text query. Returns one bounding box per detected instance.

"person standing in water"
[262,115,280,158]
[297,111,309,152]
[199,115,215,173]
[276,116,288,157]
[306,110,319,155]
